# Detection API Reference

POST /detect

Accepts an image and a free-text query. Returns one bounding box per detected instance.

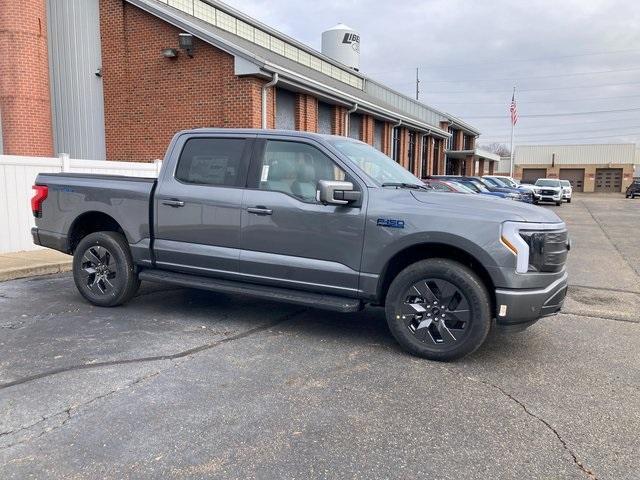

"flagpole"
[509,86,515,178]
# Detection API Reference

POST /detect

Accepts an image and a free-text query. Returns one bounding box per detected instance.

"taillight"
[31,185,48,217]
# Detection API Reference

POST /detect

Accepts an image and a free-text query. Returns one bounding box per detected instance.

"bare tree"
[480,143,511,157]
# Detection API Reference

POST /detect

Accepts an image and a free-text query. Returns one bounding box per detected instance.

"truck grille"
[541,189,556,196]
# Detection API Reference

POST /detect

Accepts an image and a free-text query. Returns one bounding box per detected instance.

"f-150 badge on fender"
[377,218,405,228]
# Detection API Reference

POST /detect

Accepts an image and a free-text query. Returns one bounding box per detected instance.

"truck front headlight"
[501,221,568,273]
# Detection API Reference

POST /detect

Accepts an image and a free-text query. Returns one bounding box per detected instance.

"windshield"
[467,179,490,192]
[490,177,514,188]
[561,180,571,186]
[482,177,502,187]
[535,179,561,187]
[329,138,422,186]
[448,182,475,193]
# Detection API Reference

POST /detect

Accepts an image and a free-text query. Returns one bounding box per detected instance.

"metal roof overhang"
[445,149,499,161]
[126,0,452,138]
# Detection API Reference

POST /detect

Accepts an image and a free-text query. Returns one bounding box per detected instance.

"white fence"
[0,154,161,254]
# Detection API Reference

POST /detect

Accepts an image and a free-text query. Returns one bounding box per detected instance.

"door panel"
[240,190,365,293]
[522,168,547,184]
[154,136,252,276]
[595,168,622,192]
[239,138,367,295]
[559,168,584,192]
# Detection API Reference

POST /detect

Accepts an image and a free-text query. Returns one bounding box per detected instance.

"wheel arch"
[376,242,497,312]
[67,211,126,253]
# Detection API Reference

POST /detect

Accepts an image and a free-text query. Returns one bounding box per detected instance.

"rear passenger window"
[258,140,347,202]
[176,138,246,186]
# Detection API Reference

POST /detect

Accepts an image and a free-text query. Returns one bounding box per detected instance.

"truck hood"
[410,190,563,223]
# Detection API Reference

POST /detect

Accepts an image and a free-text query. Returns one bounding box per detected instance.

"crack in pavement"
[0,309,305,391]
[440,366,599,480]
[0,369,163,452]
[569,284,640,295]
[559,311,639,324]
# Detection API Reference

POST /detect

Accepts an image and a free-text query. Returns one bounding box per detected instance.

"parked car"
[625,179,640,198]
[480,176,534,203]
[430,176,522,201]
[533,179,564,206]
[484,175,520,188]
[423,178,468,193]
[31,129,569,361]
[560,180,572,203]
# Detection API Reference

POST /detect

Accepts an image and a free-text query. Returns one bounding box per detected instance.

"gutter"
[261,72,279,129]
[345,103,358,137]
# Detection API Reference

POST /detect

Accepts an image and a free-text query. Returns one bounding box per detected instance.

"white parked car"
[532,179,563,206]
[560,180,572,203]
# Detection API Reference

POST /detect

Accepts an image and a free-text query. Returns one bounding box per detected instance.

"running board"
[139,269,363,313]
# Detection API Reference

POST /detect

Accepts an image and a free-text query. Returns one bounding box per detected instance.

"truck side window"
[259,140,347,202]
[176,138,246,186]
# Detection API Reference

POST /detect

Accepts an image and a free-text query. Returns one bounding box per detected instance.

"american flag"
[510,91,519,125]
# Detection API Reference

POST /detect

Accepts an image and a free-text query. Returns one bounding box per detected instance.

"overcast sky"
[224,0,640,148]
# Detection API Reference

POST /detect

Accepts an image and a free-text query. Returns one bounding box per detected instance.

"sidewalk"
[0,249,72,282]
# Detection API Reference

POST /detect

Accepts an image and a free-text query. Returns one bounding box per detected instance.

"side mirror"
[318,180,361,205]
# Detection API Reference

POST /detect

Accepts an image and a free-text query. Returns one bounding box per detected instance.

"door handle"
[247,206,273,215]
[162,199,185,208]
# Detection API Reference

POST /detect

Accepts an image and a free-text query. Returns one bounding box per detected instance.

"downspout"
[345,103,358,137]
[261,72,279,129]
[391,119,402,161]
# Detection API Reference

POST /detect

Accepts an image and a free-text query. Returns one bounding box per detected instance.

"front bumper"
[494,271,568,326]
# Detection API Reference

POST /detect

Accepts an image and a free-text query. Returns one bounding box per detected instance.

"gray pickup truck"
[32,129,569,360]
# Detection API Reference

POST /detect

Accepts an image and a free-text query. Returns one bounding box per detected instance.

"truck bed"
[33,172,156,258]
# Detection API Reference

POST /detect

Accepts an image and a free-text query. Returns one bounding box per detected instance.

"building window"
[275,89,296,130]
[317,102,332,135]
[433,139,441,174]
[349,113,362,140]
[421,136,430,178]
[408,131,416,173]
[392,127,400,162]
[464,135,474,150]
[373,120,384,151]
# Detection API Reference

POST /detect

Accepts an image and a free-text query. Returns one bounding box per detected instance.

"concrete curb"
[0,261,72,282]
[0,250,73,282]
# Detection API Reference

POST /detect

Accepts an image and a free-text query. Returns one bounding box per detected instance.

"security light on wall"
[162,48,178,58]
[178,33,194,57]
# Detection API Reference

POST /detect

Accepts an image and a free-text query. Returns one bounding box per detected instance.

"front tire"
[73,231,140,307]
[385,259,491,361]
[556,201,562,206]
[567,198,572,203]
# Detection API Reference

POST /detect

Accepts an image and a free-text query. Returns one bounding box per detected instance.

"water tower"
[321,23,360,71]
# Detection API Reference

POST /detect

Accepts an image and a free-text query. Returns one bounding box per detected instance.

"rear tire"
[73,231,140,307]
[385,259,491,361]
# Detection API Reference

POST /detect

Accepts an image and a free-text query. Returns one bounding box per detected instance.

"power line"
[416,67,640,84]
[480,132,640,142]
[481,124,640,138]
[462,106,640,119]
[429,94,640,106]
[365,48,640,75]
[421,80,640,95]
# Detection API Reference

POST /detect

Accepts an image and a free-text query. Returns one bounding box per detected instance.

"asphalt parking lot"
[1,194,639,479]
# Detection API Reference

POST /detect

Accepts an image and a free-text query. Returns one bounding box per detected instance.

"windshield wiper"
[381,182,429,190]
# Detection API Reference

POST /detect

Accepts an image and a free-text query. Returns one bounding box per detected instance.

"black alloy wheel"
[385,259,491,361]
[399,278,471,346]
[73,231,140,307]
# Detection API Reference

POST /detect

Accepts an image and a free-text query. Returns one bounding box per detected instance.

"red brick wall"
[398,128,409,168]
[295,94,317,132]
[331,106,347,136]
[361,115,374,145]
[0,0,53,156]
[99,0,273,161]
[382,122,392,156]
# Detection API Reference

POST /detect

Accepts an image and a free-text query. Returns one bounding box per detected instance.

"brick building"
[0,0,492,177]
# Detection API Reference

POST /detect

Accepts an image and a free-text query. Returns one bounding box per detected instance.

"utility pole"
[416,67,420,101]
[509,86,516,178]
